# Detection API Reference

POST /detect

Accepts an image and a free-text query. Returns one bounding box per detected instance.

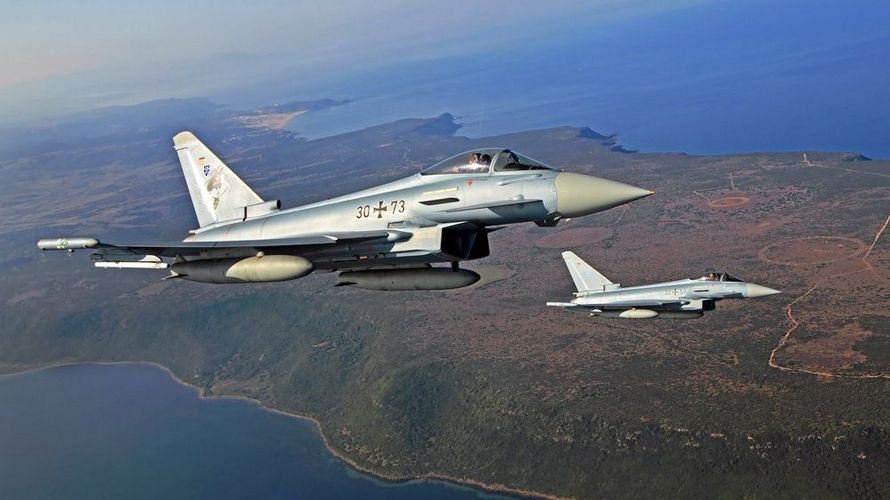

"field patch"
[759,236,864,266]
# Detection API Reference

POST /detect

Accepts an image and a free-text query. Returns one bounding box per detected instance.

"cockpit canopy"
[695,271,744,282]
[421,149,555,175]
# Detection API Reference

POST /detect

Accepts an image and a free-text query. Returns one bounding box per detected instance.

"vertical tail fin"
[561,251,613,293]
[173,131,264,228]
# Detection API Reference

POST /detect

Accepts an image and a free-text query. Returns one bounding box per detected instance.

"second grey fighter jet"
[37,132,653,290]
[547,251,780,318]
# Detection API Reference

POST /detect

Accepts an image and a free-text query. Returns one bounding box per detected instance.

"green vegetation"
[855,316,890,368]
[1,109,889,498]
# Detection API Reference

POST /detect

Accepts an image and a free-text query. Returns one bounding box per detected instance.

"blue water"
[274,0,890,158]
[0,364,510,500]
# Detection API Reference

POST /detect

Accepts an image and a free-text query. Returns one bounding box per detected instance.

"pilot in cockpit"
[460,153,489,173]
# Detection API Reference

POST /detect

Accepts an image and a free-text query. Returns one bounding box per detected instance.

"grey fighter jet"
[37,132,653,290]
[547,251,780,318]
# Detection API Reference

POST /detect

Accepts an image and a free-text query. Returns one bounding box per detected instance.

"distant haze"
[0,0,704,122]
[1,0,888,157]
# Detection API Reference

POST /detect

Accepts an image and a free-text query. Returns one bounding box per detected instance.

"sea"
[2,2,888,498]
[255,0,890,159]
[0,364,511,500]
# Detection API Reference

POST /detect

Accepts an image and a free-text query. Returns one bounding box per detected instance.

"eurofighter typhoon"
[547,251,780,318]
[37,132,653,290]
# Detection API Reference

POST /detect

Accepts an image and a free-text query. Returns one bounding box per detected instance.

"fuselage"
[38,142,654,290]
[573,278,749,307]
[183,153,652,270]
[186,170,556,241]
[548,252,780,318]
[561,274,780,319]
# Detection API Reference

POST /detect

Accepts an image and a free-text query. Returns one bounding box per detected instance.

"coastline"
[0,360,564,500]
[235,110,306,130]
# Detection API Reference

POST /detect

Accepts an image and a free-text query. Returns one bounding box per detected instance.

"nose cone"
[745,283,781,298]
[554,172,653,218]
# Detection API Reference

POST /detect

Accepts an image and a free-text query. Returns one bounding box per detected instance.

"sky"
[2,0,888,158]
[0,0,712,124]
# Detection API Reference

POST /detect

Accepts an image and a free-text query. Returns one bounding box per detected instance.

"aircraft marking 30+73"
[38,132,653,291]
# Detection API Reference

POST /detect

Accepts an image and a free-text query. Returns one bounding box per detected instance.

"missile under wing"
[547,251,780,318]
[37,132,653,291]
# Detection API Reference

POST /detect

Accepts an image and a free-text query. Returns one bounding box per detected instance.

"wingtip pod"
[546,301,578,308]
[37,237,99,251]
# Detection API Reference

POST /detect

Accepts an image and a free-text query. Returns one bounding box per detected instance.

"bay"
[0,363,512,500]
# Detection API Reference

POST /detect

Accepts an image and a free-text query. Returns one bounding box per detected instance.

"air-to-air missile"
[37,132,653,291]
[547,251,780,318]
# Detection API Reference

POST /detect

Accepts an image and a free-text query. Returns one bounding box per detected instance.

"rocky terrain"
[2,101,888,498]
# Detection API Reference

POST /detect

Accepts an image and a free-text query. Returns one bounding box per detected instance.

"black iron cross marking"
[373,201,387,218]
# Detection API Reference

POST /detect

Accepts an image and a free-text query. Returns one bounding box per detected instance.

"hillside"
[2,107,888,498]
